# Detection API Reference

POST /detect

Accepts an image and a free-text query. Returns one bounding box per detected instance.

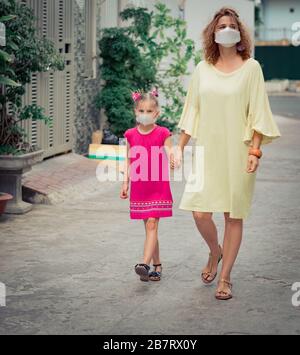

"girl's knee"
[145,218,159,231]
[193,211,213,223]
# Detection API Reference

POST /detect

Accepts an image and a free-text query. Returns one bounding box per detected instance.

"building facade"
[255,0,300,80]
[18,0,126,158]
[18,0,185,159]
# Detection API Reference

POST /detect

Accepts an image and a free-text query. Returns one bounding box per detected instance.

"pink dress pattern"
[124,124,173,219]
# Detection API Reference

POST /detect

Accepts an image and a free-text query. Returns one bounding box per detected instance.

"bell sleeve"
[177,63,201,139]
[243,62,281,146]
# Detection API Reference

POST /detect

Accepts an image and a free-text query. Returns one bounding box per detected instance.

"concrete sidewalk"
[0,115,299,335]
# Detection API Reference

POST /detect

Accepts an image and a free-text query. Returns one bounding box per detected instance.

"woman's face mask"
[215,27,241,48]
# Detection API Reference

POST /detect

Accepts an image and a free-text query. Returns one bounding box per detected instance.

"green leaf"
[0,76,21,87]
[0,49,12,62]
[0,15,17,22]
[8,42,19,51]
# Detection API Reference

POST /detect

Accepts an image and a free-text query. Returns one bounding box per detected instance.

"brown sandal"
[135,263,150,282]
[201,245,223,284]
[215,279,233,300]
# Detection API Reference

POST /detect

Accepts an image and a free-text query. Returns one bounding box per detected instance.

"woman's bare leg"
[216,212,243,295]
[192,212,221,281]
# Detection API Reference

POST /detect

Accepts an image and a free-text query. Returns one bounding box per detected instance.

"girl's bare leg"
[142,218,160,268]
[192,212,221,281]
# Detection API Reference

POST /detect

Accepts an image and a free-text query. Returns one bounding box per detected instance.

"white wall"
[185,0,254,53]
[184,0,254,84]
[100,0,119,28]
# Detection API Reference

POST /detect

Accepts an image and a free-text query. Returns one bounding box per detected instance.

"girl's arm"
[120,140,130,199]
[164,136,174,170]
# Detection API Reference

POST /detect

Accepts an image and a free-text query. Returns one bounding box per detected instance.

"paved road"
[0,115,299,335]
[269,95,300,120]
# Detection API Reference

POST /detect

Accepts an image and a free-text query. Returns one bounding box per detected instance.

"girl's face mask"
[136,111,158,126]
[215,27,241,48]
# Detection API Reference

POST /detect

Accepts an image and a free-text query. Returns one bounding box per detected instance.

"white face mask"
[215,27,241,48]
[136,114,157,126]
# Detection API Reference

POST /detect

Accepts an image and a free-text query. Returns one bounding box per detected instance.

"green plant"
[95,3,200,137]
[0,0,64,156]
[150,3,201,130]
[95,12,157,137]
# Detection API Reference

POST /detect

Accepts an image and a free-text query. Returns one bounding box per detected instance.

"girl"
[120,88,174,282]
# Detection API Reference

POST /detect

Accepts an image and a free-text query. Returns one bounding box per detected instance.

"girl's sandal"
[149,264,162,281]
[201,245,223,284]
[215,279,233,300]
[135,263,150,282]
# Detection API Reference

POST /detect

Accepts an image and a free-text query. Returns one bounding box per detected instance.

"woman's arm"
[178,130,191,151]
[247,130,263,173]
[251,130,263,150]
[172,130,191,168]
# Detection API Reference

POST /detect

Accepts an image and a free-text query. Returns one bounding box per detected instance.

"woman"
[174,7,281,300]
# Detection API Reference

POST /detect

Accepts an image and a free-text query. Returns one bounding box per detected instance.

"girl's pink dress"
[124,124,173,219]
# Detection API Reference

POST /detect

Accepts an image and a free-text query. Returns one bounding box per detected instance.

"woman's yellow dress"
[177,58,281,219]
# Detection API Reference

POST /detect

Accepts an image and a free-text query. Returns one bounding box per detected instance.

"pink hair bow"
[150,88,159,97]
[131,91,142,102]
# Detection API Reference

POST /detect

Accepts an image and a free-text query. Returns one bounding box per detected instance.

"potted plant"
[0,0,64,214]
[0,192,13,216]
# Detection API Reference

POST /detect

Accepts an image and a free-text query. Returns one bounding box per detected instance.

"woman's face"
[215,15,239,33]
[214,15,241,48]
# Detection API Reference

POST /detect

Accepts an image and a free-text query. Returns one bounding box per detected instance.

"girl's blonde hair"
[132,89,160,109]
[202,6,252,65]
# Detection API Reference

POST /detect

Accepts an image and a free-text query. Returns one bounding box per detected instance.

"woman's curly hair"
[202,6,253,65]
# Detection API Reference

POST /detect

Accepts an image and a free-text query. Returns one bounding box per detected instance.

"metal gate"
[17,0,75,158]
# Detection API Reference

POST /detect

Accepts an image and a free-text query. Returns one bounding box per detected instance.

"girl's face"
[134,100,160,126]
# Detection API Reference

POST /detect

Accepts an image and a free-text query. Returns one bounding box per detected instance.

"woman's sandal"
[134,263,150,282]
[149,264,162,281]
[201,245,223,284]
[215,279,233,300]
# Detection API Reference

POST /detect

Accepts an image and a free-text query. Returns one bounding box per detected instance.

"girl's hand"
[120,182,129,199]
[170,151,175,170]
[247,155,259,173]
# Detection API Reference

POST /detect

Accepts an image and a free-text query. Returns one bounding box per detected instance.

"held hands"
[120,182,129,199]
[247,154,259,173]
[170,146,183,170]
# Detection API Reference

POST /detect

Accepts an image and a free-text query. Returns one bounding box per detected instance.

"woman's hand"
[171,145,183,169]
[120,182,129,199]
[247,154,259,173]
